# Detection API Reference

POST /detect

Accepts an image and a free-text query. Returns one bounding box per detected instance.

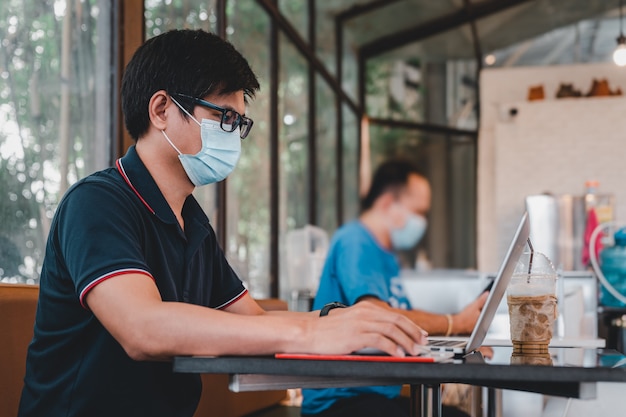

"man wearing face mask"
[301,159,487,417]
[18,30,428,417]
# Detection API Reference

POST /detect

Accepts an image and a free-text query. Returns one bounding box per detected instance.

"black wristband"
[319,302,347,317]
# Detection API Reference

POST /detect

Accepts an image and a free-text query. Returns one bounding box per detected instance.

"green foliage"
[365,57,423,121]
[0,0,106,282]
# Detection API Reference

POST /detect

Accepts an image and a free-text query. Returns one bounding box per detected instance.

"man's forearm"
[358,297,455,336]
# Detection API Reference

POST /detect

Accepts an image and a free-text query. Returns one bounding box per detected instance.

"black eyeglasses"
[173,93,254,139]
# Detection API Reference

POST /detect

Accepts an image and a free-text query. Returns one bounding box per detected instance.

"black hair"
[121,29,260,140]
[360,159,425,212]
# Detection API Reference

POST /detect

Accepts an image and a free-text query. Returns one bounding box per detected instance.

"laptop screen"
[465,212,530,353]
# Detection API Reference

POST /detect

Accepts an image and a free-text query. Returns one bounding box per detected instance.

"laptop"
[426,212,530,356]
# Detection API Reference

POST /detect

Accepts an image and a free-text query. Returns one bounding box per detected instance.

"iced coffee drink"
[510,351,553,366]
[507,250,557,353]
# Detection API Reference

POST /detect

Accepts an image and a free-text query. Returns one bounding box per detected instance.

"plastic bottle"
[599,228,626,307]
[584,180,614,225]
[584,180,599,212]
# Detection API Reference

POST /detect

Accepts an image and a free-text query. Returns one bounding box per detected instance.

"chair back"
[0,283,38,417]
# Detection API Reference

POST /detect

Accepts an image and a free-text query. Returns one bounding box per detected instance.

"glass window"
[478,2,616,66]
[366,57,424,122]
[365,23,480,129]
[315,1,335,77]
[446,59,478,131]
[341,32,359,103]
[315,75,337,233]
[278,33,309,296]
[279,34,309,231]
[0,1,113,283]
[367,125,476,269]
[144,1,219,226]
[226,1,271,298]
[278,0,307,42]
[448,138,476,268]
[145,0,218,37]
[342,104,359,223]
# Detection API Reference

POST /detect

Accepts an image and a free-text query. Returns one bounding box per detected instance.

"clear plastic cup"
[507,251,558,353]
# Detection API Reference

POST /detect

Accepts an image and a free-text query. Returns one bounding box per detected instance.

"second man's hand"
[451,291,489,335]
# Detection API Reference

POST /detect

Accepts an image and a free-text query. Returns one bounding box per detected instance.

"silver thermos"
[525,194,587,271]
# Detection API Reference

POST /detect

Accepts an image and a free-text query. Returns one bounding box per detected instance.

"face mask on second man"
[390,211,427,250]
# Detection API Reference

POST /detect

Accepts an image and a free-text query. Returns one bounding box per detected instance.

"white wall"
[477,63,626,271]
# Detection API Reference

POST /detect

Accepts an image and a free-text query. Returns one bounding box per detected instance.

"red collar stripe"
[116,159,156,215]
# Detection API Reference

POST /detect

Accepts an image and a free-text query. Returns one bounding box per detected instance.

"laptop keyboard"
[428,339,464,347]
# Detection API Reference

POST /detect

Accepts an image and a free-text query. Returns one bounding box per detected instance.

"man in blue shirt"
[302,159,487,417]
[18,30,427,417]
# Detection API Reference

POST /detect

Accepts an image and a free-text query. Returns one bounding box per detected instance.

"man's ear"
[375,191,395,211]
[148,90,170,131]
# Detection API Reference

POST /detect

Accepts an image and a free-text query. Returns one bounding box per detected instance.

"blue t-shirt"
[301,221,412,415]
[18,146,246,417]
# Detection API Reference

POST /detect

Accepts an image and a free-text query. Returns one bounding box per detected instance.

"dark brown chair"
[0,283,39,417]
[0,283,286,417]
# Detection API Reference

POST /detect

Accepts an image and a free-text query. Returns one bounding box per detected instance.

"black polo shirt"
[19,145,246,417]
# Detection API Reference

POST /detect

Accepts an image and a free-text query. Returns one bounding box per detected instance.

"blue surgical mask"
[162,97,241,186]
[390,213,427,250]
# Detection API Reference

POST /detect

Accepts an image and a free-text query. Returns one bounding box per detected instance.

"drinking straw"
[527,238,534,282]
